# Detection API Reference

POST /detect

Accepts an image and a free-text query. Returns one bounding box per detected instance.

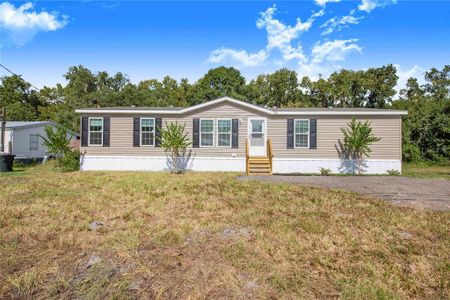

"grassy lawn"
[0,164,449,299]
[403,163,450,179]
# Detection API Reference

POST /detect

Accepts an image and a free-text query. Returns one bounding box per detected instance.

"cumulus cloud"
[394,64,425,94]
[0,2,67,47]
[321,15,362,35]
[315,0,341,6]
[311,39,362,64]
[207,5,323,67]
[207,5,364,79]
[358,0,397,12]
[207,48,268,67]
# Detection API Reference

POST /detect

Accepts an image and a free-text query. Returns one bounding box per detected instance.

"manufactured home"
[75,96,407,174]
[2,121,79,161]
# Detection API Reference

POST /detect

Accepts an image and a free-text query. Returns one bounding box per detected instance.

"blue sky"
[1,0,449,90]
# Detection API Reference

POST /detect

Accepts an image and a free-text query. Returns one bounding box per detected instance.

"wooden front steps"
[247,156,272,175]
[245,138,274,176]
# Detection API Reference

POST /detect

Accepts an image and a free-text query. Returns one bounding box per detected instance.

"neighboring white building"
[2,121,79,161]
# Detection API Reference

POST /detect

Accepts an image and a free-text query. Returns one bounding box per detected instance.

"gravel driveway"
[239,176,450,211]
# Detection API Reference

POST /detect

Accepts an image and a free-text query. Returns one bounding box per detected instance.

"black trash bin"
[0,154,15,172]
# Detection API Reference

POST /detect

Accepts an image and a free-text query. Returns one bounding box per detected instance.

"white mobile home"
[3,121,78,161]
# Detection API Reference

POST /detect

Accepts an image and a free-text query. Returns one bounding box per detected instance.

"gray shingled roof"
[80,106,184,111]
[5,121,53,129]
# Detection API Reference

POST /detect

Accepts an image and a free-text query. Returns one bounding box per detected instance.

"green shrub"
[320,167,332,176]
[57,150,81,172]
[386,169,400,176]
[403,143,422,162]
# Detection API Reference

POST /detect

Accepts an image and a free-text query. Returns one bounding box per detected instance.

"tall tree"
[192,66,246,103]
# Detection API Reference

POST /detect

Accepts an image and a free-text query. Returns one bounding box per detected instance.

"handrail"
[267,138,273,174]
[245,138,250,175]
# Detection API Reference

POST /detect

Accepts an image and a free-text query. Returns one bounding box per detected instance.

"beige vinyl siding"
[80,102,402,160]
[268,115,402,160]
[81,102,264,157]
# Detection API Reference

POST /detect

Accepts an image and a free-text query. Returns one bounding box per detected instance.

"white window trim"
[294,119,309,149]
[140,117,156,147]
[199,118,215,148]
[30,134,39,151]
[216,118,232,148]
[88,117,104,147]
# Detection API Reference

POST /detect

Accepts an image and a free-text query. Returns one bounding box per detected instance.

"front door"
[248,118,266,156]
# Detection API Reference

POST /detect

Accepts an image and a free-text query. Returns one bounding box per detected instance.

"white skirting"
[80,155,402,174]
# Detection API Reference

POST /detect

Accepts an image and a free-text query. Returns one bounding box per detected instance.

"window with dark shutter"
[287,119,294,149]
[133,117,140,147]
[81,117,89,147]
[232,119,239,148]
[309,119,317,149]
[103,117,110,147]
[193,118,200,148]
[155,118,162,147]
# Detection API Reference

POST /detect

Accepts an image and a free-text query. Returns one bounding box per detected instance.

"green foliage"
[159,122,192,173]
[40,125,72,157]
[386,169,400,176]
[58,149,81,172]
[39,125,80,172]
[1,63,448,164]
[392,65,450,163]
[339,118,381,174]
[319,167,332,176]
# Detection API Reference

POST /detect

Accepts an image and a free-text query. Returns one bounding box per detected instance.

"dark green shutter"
[155,118,162,147]
[193,118,199,148]
[103,117,110,147]
[287,119,294,149]
[232,119,239,148]
[81,117,88,147]
[133,117,140,147]
[309,119,317,149]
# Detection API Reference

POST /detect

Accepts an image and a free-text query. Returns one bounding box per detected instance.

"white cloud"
[315,0,341,6]
[0,2,67,47]
[311,39,362,64]
[394,64,425,95]
[358,0,397,13]
[256,5,316,62]
[207,48,268,67]
[321,15,362,35]
[207,5,323,67]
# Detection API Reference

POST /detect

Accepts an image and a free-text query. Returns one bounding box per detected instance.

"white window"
[294,119,309,148]
[200,119,214,147]
[141,118,155,146]
[89,117,103,146]
[30,134,39,150]
[217,119,232,147]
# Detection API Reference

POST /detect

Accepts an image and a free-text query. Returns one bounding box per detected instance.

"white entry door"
[248,118,267,156]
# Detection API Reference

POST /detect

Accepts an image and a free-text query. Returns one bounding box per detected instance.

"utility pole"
[1,107,5,153]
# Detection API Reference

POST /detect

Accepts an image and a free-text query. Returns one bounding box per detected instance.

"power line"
[0,63,40,91]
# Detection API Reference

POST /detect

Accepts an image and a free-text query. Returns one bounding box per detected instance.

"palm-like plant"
[159,122,192,173]
[340,118,381,175]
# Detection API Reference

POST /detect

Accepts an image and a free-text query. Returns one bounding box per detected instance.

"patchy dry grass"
[0,164,449,299]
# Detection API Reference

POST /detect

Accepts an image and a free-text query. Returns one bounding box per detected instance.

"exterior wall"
[3,129,11,153]
[10,126,76,159]
[79,102,403,173]
[80,102,265,158]
[268,115,402,160]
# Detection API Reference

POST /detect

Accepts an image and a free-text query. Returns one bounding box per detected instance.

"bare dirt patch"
[239,175,450,211]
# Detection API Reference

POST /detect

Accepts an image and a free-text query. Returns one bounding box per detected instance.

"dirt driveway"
[239,176,450,211]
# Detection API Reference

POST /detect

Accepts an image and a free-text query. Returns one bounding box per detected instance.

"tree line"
[0,64,448,163]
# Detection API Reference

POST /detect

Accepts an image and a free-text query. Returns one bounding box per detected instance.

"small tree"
[339,118,381,175]
[40,125,80,172]
[159,122,192,173]
[40,125,72,157]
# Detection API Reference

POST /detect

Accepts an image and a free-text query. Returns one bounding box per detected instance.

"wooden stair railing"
[245,138,273,176]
